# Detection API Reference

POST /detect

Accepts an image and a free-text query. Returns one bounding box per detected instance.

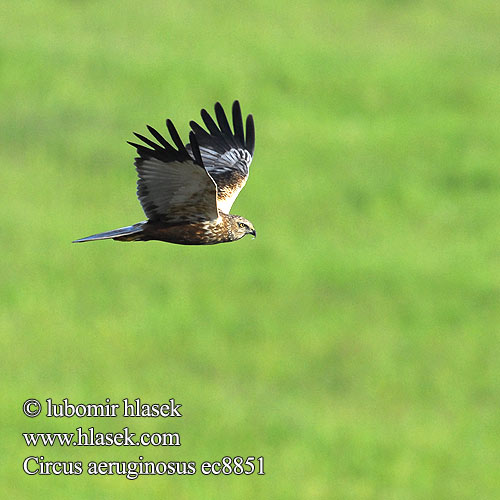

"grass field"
[2,0,500,498]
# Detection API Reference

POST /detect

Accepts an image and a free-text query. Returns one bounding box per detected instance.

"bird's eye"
[239,222,248,229]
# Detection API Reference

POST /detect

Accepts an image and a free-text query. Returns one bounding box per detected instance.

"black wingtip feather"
[189,132,204,167]
[201,108,221,136]
[166,119,187,154]
[127,140,146,150]
[214,101,232,135]
[189,120,211,140]
[232,100,244,144]
[133,132,164,151]
[245,114,255,155]
[190,100,254,156]
[146,125,172,150]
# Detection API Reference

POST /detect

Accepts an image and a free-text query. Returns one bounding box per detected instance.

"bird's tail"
[72,222,146,243]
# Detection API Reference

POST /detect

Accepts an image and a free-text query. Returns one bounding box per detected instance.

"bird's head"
[229,215,256,240]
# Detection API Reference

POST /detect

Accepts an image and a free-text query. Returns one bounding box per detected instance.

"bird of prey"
[73,100,256,245]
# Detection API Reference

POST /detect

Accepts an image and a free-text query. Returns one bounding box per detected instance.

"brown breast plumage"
[136,214,234,245]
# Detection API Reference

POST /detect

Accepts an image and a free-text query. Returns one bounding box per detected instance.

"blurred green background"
[2,0,500,498]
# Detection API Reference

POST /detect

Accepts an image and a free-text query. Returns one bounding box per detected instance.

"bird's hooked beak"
[249,228,256,239]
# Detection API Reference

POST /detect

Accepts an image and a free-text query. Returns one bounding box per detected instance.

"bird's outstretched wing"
[188,100,255,214]
[128,121,218,224]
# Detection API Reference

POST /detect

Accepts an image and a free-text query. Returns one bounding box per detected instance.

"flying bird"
[73,100,256,245]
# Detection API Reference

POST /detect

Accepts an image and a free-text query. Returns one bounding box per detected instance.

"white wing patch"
[195,147,252,213]
[216,177,247,213]
[201,147,252,175]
